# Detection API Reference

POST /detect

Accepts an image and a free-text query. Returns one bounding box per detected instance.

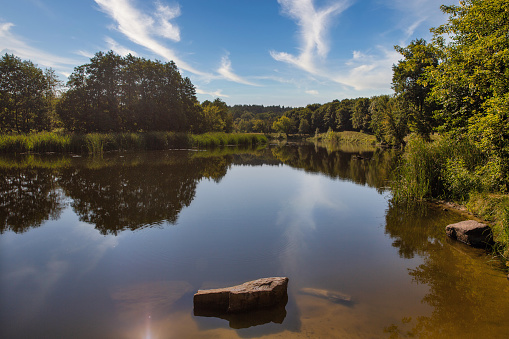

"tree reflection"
[383,202,509,338]
[58,153,230,235]
[0,168,64,233]
[271,143,397,192]
[0,144,398,234]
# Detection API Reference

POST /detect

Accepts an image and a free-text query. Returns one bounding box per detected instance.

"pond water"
[1,143,509,339]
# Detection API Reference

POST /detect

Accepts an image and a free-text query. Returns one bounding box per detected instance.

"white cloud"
[94,0,208,76]
[335,46,400,91]
[217,54,259,86]
[196,87,230,99]
[75,50,95,59]
[271,0,351,73]
[306,89,319,95]
[105,36,137,56]
[0,22,80,77]
[154,1,181,41]
[381,0,454,41]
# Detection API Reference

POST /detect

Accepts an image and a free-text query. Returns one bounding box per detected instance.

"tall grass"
[321,130,378,145]
[190,133,267,148]
[391,134,484,202]
[0,132,265,154]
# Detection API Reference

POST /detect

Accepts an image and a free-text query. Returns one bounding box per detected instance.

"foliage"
[392,134,486,202]
[0,54,60,133]
[198,98,233,133]
[392,39,439,140]
[57,51,199,133]
[272,115,295,136]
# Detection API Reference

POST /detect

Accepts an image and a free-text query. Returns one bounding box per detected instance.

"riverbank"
[392,134,509,263]
[0,132,268,155]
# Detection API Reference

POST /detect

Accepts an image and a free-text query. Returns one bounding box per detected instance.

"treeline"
[0,51,233,134]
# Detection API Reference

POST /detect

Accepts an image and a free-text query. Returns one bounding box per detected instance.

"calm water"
[1,144,509,338]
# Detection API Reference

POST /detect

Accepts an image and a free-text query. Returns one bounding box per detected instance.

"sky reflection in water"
[1,145,508,339]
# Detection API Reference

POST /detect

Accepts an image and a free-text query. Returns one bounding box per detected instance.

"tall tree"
[0,54,58,133]
[392,39,438,140]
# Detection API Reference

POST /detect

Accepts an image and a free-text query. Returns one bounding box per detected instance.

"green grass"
[318,130,378,145]
[0,132,266,154]
[190,133,267,148]
[467,193,509,261]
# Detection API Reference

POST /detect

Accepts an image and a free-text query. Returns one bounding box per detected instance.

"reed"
[191,133,267,148]
[0,132,264,154]
[391,134,484,202]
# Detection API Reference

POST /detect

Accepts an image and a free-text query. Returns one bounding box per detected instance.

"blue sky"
[0,0,456,106]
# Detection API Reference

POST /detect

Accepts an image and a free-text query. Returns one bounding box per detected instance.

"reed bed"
[190,133,267,148]
[0,132,266,154]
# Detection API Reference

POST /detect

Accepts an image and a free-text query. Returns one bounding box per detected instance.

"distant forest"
[0,50,403,145]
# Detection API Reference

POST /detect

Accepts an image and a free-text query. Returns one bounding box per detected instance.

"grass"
[0,132,267,155]
[190,133,267,148]
[467,193,509,261]
[318,130,378,145]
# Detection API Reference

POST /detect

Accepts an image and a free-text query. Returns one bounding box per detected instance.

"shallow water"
[1,144,508,338]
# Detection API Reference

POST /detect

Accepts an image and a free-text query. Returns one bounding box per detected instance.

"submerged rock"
[445,220,494,248]
[193,277,289,313]
[299,287,352,304]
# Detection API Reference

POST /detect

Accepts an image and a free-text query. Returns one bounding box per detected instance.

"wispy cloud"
[336,46,400,91]
[94,0,207,76]
[105,36,137,56]
[381,0,451,41]
[0,22,80,76]
[196,87,230,98]
[217,54,259,86]
[271,0,351,74]
[306,89,319,95]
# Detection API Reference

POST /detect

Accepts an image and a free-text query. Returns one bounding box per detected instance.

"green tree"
[0,54,59,133]
[351,97,371,132]
[57,51,198,133]
[428,0,509,133]
[392,39,439,140]
[272,115,295,136]
[298,118,311,134]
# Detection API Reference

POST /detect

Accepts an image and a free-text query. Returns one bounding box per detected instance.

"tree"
[272,116,295,136]
[0,54,59,133]
[351,97,371,132]
[57,51,198,133]
[298,118,311,134]
[427,0,509,133]
[392,39,439,140]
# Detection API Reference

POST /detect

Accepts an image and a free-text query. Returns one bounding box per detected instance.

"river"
[1,143,508,338]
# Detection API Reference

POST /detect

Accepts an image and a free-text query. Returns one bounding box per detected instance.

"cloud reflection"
[277,174,347,276]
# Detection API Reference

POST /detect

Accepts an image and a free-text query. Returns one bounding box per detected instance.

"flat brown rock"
[445,220,493,248]
[193,277,289,313]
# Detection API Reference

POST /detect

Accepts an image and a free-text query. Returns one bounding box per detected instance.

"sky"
[0,0,457,107]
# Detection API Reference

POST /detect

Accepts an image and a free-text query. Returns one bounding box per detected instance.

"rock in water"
[299,287,352,303]
[193,277,289,313]
[445,220,494,248]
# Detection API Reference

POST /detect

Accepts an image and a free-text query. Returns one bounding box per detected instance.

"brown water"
[1,144,508,338]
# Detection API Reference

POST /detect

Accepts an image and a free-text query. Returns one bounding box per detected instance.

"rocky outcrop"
[446,220,494,248]
[193,277,289,313]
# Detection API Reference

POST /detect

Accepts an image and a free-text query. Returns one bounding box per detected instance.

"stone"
[299,287,352,304]
[445,220,494,248]
[193,277,289,313]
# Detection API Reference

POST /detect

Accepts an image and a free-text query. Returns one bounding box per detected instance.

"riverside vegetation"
[1,1,509,259]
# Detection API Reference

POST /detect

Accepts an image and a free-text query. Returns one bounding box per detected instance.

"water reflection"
[271,142,397,192]
[384,202,509,338]
[2,144,509,338]
[0,144,395,235]
[0,167,65,233]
